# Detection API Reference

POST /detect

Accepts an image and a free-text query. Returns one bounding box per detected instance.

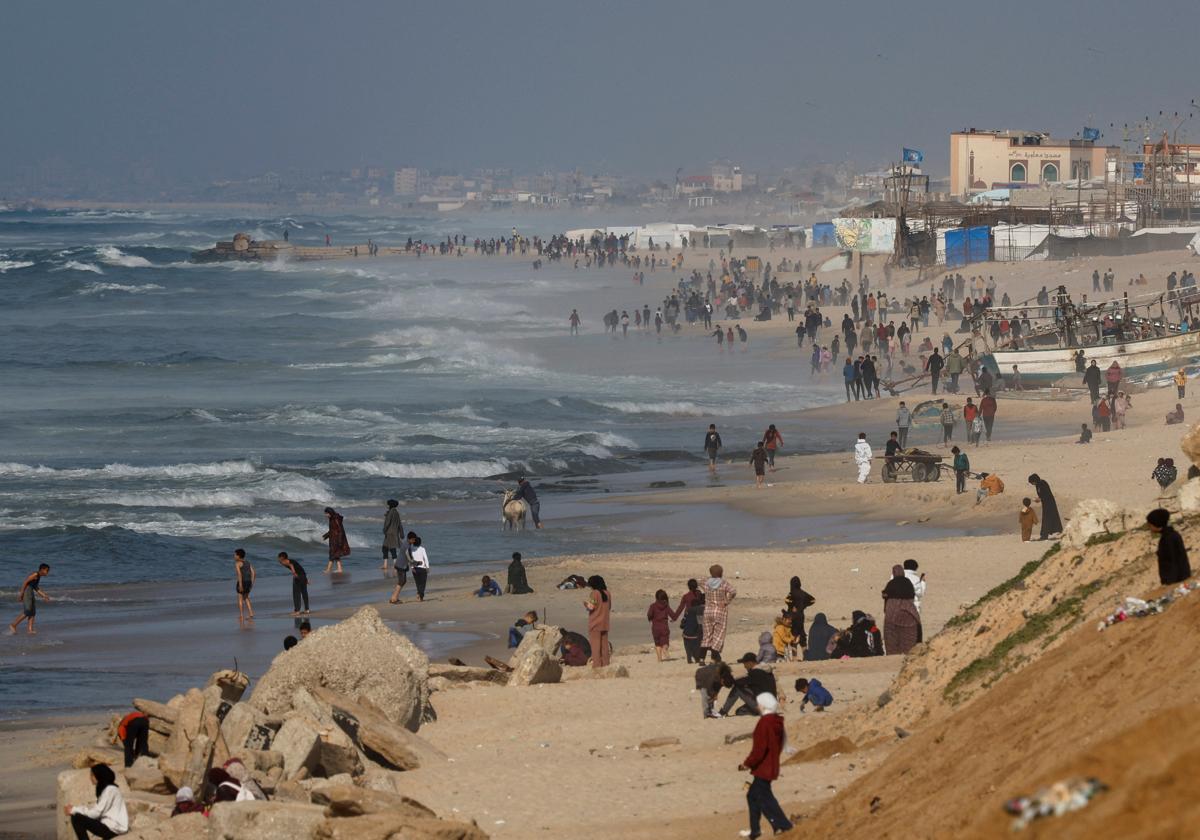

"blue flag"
[902,148,924,164]
[1082,127,1100,141]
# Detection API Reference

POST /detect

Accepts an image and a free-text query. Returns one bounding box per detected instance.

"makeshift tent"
[1044,229,1197,259]
[811,222,837,247]
[993,224,1049,262]
[944,226,990,268]
[630,223,702,250]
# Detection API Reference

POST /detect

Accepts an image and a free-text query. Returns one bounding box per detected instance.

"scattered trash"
[1003,777,1107,830]
[1097,581,1200,631]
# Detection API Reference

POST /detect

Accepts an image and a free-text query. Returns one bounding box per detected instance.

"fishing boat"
[979,287,1200,385]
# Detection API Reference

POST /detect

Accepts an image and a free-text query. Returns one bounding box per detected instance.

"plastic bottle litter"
[1097,581,1200,631]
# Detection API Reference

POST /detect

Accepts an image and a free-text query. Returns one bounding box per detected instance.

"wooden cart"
[879,451,944,483]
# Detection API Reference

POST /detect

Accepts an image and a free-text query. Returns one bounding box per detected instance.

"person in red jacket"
[737,693,794,838]
[117,710,149,767]
[979,389,998,442]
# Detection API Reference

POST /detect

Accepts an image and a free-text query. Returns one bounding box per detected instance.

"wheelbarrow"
[879,450,944,483]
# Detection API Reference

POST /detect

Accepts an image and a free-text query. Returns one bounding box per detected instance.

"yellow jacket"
[772,620,795,655]
[1175,370,1188,387]
[980,474,1005,496]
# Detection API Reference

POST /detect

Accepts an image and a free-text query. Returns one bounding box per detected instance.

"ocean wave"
[78,282,164,295]
[438,405,490,422]
[56,260,103,274]
[0,459,260,480]
[96,245,152,268]
[595,400,705,416]
[99,473,333,508]
[321,459,511,479]
[0,260,34,272]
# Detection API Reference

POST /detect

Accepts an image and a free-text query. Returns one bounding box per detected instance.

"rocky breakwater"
[57,607,485,840]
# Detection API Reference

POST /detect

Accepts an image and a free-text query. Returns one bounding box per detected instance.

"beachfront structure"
[950,130,1119,197]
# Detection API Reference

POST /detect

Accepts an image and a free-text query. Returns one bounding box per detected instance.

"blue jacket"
[804,678,833,707]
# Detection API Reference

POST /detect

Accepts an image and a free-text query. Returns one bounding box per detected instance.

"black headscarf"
[883,564,916,600]
[92,763,116,799]
[805,613,837,661]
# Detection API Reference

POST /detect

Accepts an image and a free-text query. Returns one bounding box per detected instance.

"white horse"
[501,489,527,531]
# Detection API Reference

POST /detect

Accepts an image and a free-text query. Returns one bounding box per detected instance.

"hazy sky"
[3,0,1198,182]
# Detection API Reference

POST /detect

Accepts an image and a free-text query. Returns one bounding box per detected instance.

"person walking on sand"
[762,424,783,471]
[407,531,430,601]
[926,347,944,393]
[9,563,50,635]
[646,589,680,662]
[584,575,612,667]
[749,441,769,488]
[1019,498,1039,542]
[1027,474,1063,540]
[701,565,737,663]
[895,401,911,448]
[1147,508,1191,585]
[1082,359,1102,403]
[952,446,970,494]
[1106,361,1123,397]
[703,423,723,473]
[854,432,873,484]
[381,499,403,572]
[738,693,794,838]
[940,402,956,446]
[1175,368,1188,399]
[902,559,925,614]
[278,552,309,615]
[322,507,350,574]
[234,549,255,623]
[979,389,998,442]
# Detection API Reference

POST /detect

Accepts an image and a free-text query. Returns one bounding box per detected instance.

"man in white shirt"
[902,559,926,613]
[854,433,873,484]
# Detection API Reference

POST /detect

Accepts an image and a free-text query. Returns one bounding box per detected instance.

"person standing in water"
[704,424,723,474]
[322,507,350,574]
[381,499,403,572]
[278,552,309,616]
[513,477,542,529]
[568,309,582,336]
[762,424,783,472]
[407,531,430,601]
[234,549,255,623]
[749,441,769,488]
[9,564,50,635]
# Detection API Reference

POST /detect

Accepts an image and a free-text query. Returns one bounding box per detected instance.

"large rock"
[161,688,205,764]
[309,783,434,819]
[220,702,270,754]
[180,733,214,794]
[57,768,130,840]
[251,607,431,732]
[1178,478,1200,512]
[124,811,207,840]
[1181,421,1200,469]
[126,757,174,795]
[208,801,326,840]
[316,720,364,778]
[561,664,630,681]
[1060,498,1131,548]
[311,686,446,772]
[125,790,175,829]
[273,716,324,779]
[428,664,510,687]
[507,647,562,687]
[314,813,489,840]
[71,746,124,769]
[506,625,560,669]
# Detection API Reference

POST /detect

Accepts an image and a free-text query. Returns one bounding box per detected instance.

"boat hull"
[985,330,1200,383]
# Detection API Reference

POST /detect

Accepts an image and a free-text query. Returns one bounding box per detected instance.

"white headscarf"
[756,692,779,715]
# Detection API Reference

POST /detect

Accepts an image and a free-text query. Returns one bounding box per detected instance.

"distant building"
[950,129,1119,196]
[393,168,422,196]
[678,175,713,195]
[711,162,744,192]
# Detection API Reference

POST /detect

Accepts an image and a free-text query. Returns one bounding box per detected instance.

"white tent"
[630,222,702,250]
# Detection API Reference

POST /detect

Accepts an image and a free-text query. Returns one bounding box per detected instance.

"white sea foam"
[79,282,164,295]
[96,245,152,268]
[0,260,34,272]
[0,460,259,480]
[438,405,490,422]
[100,473,333,508]
[596,400,706,416]
[323,459,511,479]
[58,260,103,274]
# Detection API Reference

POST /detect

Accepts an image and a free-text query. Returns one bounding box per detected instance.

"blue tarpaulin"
[945,226,990,268]
[812,222,836,247]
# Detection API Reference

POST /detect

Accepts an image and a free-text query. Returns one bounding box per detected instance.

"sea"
[0,207,855,715]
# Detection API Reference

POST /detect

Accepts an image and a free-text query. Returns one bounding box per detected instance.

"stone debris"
[1003,777,1107,830]
[1097,581,1200,630]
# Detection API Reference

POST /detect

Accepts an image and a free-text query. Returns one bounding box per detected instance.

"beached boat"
[979,287,1199,384]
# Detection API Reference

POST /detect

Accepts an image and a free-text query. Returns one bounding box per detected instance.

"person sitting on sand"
[757,630,778,664]
[695,661,735,719]
[771,614,796,661]
[171,787,202,817]
[832,611,883,658]
[1152,458,1178,491]
[1078,424,1093,444]
[64,763,128,839]
[1019,498,1039,542]
[558,636,590,667]
[976,472,1004,505]
[505,552,533,594]
[795,677,833,712]
[556,574,588,590]
[1166,403,1186,425]
[474,575,502,597]
[508,611,538,648]
[10,563,50,636]
[803,613,838,661]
